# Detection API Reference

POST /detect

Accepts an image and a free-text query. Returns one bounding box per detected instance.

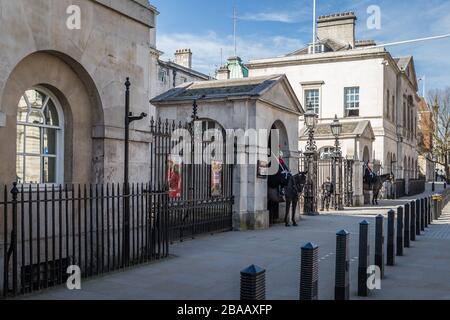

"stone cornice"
[91,0,157,28]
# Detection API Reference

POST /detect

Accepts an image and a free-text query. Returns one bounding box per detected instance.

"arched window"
[16,88,64,184]
[319,146,334,160]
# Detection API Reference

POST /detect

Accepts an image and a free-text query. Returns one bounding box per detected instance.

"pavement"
[20,183,450,300]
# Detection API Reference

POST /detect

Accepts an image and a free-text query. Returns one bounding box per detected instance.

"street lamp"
[330,115,344,210]
[303,107,318,216]
[330,115,343,152]
[304,109,318,152]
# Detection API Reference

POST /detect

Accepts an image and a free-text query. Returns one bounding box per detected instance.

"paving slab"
[20,189,450,300]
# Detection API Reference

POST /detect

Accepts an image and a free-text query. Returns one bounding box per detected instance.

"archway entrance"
[267,120,289,225]
[0,51,104,185]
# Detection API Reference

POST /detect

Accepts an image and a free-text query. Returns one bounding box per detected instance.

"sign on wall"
[168,155,182,199]
[211,161,223,197]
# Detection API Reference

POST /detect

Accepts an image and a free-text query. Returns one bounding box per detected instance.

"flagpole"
[312,0,316,54]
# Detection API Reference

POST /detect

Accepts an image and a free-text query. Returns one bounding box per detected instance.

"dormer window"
[308,44,325,54]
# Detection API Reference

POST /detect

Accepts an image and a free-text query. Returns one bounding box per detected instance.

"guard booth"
[151,75,304,230]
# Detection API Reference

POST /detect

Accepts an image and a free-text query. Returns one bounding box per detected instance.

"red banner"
[168,155,182,199]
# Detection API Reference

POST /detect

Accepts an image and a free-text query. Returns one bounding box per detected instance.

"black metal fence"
[149,117,234,243]
[1,182,168,297]
[408,179,425,196]
[298,155,354,210]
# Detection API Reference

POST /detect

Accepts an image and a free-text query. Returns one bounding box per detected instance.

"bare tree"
[428,88,450,181]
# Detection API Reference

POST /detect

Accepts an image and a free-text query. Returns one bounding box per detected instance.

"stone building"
[247,12,421,193]
[152,75,304,230]
[0,0,161,186]
[417,97,435,181]
[150,48,211,117]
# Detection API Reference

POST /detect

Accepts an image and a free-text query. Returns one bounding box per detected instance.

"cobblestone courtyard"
[21,185,450,300]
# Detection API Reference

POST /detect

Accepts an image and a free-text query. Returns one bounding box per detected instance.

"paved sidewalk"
[21,187,450,300]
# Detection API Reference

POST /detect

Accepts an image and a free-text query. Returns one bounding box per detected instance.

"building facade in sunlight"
[248,12,421,194]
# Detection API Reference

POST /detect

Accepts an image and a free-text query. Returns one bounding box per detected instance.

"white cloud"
[157,32,304,76]
[239,12,297,23]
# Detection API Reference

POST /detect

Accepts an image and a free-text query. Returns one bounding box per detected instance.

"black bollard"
[432,182,435,192]
[421,198,426,230]
[404,203,410,248]
[427,197,432,224]
[299,242,319,300]
[375,215,385,279]
[358,221,370,297]
[396,206,404,256]
[410,200,416,241]
[387,210,396,266]
[240,265,266,300]
[415,199,421,236]
[335,230,350,300]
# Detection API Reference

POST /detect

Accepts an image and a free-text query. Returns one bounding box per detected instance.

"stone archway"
[363,146,370,163]
[0,51,104,185]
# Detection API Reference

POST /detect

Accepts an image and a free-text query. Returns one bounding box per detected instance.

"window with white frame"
[344,87,360,117]
[304,89,320,114]
[16,89,64,184]
[319,147,334,160]
[158,68,168,84]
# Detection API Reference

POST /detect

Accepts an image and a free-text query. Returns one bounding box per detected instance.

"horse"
[284,172,308,227]
[364,171,394,205]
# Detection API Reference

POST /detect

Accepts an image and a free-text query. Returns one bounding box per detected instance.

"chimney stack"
[317,12,357,49]
[216,65,230,80]
[175,49,192,69]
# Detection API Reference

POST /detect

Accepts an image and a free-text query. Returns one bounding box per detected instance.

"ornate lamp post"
[330,115,344,210]
[303,108,319,216]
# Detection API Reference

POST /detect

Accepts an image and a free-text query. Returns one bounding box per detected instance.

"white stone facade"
[248,40,420,187]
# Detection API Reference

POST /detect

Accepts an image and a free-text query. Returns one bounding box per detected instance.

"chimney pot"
[174,48,193,69]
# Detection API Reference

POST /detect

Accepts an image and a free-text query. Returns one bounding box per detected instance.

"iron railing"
[1,182,169,297]
[408,179,426,196]
[149,117,234,242]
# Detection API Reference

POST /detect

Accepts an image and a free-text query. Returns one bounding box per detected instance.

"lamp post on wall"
[303,108,319,216]
[330,115,344,210]
[123,78,147,266]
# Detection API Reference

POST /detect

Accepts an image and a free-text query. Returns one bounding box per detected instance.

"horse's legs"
[285,200,291,226]
[292,200,298,226]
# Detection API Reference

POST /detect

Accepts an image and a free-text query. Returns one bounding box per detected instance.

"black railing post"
[428,196,432,224]
[375,215,385,279]
[415,199,421,236]
[397,206,404,256]
[335,230,350,300]
[358,221,370,297]
[404,203,410,248]
[387,210,395,266]
[300,242,319,300]
[123,78,131,267]
[410,200,416,241]
[11,183,19,296]
[240,265,266,300]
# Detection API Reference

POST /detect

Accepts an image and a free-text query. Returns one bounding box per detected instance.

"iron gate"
[149,117,234,243]
[299,155,354,211]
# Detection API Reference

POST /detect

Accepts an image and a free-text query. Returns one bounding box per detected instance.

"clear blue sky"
[151,0,450,92]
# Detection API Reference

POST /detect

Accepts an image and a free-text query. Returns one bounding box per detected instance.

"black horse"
[364,168,394,205]
[284,172,308,227]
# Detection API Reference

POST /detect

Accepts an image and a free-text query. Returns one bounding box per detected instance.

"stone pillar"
[352,161,364,206]
[232,145,269,230]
